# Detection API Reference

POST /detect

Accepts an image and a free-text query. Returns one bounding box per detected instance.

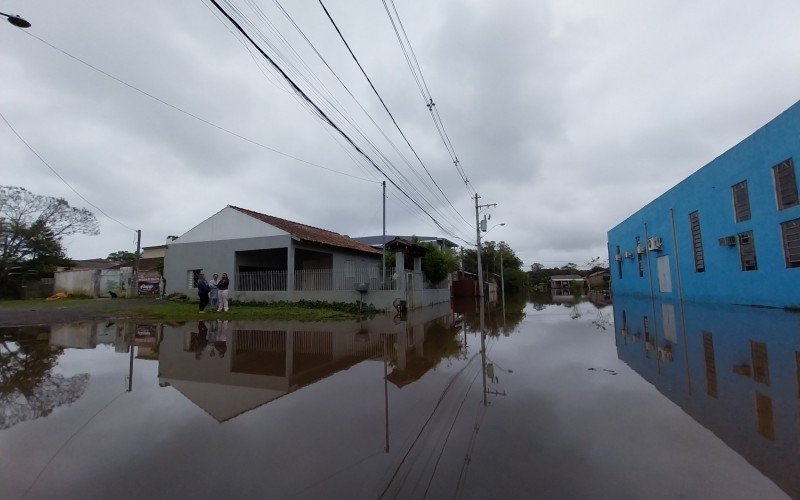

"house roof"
[550,275,584,280]
[384,237,431,257]
[229,206,381,256]
[113,257,162,272]
[354,235,459,249]
[71,258,120,270]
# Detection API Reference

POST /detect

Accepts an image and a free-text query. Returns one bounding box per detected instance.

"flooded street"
[1,296,796,499]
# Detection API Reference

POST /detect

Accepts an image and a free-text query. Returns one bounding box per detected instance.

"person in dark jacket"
[197,273,211,313]
[216,273,230,312]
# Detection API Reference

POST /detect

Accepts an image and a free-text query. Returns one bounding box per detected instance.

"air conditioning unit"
[624,251,633,259]
[636,243,645,254]
[718,235,737,246]
[646,236,662,251]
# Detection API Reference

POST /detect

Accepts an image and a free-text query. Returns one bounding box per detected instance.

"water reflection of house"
[49,322,159,357]
[614,295,800,498]
[157,304,457,422]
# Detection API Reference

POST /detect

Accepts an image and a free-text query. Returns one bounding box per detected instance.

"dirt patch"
[0,298,166,327]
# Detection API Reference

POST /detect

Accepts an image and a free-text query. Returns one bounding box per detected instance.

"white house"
[163,206,450,309]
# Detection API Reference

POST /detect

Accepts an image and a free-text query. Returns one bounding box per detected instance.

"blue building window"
[773,158,798,210]
[689,211,705,272]
[616,245,623,279]
[635,237,644,277]
[780,218,800,268]
[738,231,757,271]
[732,181,751,222]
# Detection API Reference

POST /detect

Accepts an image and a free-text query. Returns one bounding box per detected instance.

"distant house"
[70,258,120,270]
[587,269,611,290]
[163,206,451,309]
[550,275,585,295]
[141,245,167,259]
[354,235,458,251]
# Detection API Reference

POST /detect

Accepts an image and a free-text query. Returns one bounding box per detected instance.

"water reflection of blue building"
[613,296,800,498]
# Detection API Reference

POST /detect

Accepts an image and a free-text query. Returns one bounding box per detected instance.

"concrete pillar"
[286,241,295,295]
[413,256,422,273]
[395,250,405,293]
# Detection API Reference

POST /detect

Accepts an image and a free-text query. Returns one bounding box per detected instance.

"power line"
[19,30,379,185]
[218,1,469,236]
[380,0,475,196]
[206,0,467,241]
[315,0,471,228]
[271,0,470,232]
[0,109,136,231]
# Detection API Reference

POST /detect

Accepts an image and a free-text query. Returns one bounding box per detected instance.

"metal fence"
[237,271,287,291]
[236,267,398,292]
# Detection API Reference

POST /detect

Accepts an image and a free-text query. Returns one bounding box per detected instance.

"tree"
[0,186,98,284]
[107,250,138,262]
[419,242,459,284]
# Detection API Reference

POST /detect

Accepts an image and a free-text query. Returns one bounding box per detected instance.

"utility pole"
[500,250,506,312]
[474,193,496,299]
[382,181,386,288]
[133,229,141,298]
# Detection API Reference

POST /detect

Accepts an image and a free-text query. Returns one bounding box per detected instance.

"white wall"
[172,206,288,245]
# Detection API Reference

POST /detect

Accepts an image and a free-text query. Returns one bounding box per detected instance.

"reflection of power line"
[378,352,479,499]
[422,366,481,499]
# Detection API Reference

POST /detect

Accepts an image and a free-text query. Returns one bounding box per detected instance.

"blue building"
[607,100,800,308]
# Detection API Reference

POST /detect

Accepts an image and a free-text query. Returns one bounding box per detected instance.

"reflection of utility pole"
[383,333,390,453]
[127,342,134,392]
[500,251,506,313]
[479,299,487,407]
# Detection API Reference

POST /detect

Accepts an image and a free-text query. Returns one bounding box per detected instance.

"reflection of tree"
[591,309,612,330]
[461,292,527,336]
[529,292,554,310]
[0,329,90,430]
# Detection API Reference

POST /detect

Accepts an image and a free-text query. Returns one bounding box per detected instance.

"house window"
[755,392,774,440]
[738,231,757,271]
[773,158,798,210]
[344,259,354,278]
[795,351,800,399]
[636,237,644,277]
[187,269,201,288]
[702,332,717,398]
[689,211,705,272]
[732,180,751,222]
[616,245,622,279]
[751,340,770,386]
[780,218,800,268]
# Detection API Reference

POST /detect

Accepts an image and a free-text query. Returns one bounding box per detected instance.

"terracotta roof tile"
[230,206,381,256]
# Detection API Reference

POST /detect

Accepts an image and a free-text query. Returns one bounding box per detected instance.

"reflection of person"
[208,274,219,311]
[197,273,211,312]
[190,321,209,360]
[208,320,228,358]
[217,273,230,312]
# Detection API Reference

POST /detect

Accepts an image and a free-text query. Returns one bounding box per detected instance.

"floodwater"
[1,294,797,499]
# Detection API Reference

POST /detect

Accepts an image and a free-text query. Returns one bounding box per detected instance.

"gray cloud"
[2,0,798,267]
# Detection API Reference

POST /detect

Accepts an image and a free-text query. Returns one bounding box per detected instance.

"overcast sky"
[2,0,799,268]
